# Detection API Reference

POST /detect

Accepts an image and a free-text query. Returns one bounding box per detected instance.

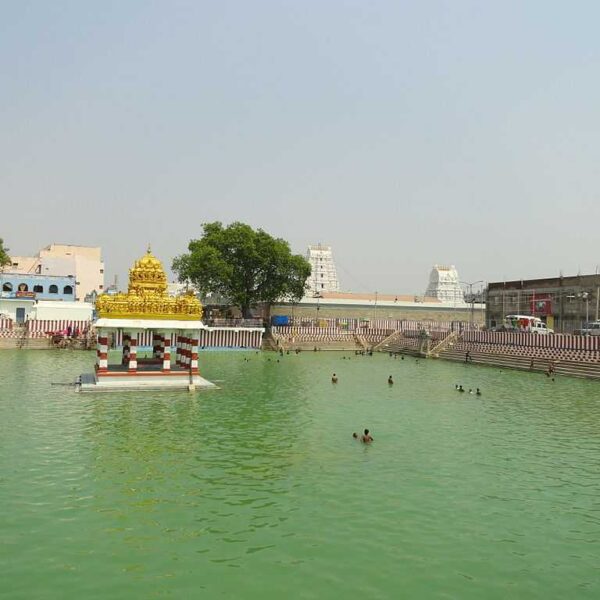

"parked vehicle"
[576,321,600,336]
[504,315,554,334]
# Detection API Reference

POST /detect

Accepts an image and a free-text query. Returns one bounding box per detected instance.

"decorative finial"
[147,244,152,253]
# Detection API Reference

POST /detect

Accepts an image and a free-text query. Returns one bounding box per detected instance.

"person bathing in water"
[388,375,394,385]
[361,429,373,443]
[332,373,338,383]
[352,429,374,443]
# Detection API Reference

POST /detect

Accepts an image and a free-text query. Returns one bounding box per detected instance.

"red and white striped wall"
[0,318,13,330]
[27,319,91,334]
[106,329,263,350]
[200,329,263,349]
[276,319,478,334]
[462,331,600,351]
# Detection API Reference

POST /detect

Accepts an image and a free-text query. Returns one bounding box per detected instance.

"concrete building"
[0,296,36,323]
[1,273,76,301]
[3,244,104,302]
[486,273,600,333]
[306,244,340,296]
[424,265,467,305]
[0,296,93,323]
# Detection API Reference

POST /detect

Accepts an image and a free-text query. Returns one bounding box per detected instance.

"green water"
[1,350,599,599]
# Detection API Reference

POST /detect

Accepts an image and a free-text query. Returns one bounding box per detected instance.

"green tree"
[173,222,311,318]
[0,238,10,268]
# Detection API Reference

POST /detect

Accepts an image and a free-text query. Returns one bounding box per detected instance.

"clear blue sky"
[2,1,600,294]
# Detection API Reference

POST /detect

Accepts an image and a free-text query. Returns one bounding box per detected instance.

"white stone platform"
[78,372,217,392]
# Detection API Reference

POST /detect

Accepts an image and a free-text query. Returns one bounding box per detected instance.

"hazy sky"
[2,1,600,294]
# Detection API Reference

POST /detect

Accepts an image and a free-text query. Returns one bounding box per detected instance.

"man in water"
[388,375,394,385]
[331,373,338,383]
[361,429,374,443]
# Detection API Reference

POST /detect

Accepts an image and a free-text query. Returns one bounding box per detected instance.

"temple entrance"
[16,308,25,323]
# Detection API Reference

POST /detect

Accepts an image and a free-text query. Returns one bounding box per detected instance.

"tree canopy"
[0,238,10,268]
[173,222,311,317]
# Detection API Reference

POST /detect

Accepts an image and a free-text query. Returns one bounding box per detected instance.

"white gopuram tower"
[424,265,466,304]
[306,244,340,296]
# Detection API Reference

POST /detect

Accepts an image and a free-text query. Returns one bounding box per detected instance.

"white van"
[504,315,554,335]
[579,321,600,336]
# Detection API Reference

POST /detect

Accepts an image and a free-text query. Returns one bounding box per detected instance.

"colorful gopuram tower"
[80,248,216,391]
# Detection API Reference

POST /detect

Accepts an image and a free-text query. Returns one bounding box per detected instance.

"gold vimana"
[95,248,202,320]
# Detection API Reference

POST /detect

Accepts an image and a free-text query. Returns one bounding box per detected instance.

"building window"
[17,283,28,292]
[99,284,103,289]
[63,285,73,295]
[33,285,44,293]
[49,285,58,294]
[100,269,104,274]
[2,282,12,292]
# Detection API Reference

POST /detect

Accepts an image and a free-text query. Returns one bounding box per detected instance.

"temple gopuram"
[80,248,216,391]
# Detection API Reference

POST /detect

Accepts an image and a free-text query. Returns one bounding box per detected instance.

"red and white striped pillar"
[128,335,138,373]
[182,336,190,368]
[96,331,108,373]
[122,333,131,366]
[190,337,199,374]
[158,334,165,360]
[152,333,162,358]
[162,332,171,372]
[175,335,181,367]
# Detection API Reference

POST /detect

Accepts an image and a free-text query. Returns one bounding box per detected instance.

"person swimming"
[469,389,473,394]
[458,385,465,392]
[476,388,481,395]
[331,373,338,383]
[455,384,459,390]
[388,375,394,385]
[361,429,373,443]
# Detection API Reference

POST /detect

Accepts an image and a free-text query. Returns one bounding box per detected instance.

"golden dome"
[96,248,202,321]
[128,248,168,296]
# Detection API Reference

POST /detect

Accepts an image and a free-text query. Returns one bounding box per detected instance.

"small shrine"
[80,248,216,391]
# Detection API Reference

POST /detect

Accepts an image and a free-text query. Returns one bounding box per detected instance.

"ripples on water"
[1,349,600,599]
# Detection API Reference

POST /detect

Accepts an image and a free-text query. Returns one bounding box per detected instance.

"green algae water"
[1,350,600,599]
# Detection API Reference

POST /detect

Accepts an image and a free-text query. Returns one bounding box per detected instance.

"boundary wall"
[110,328,263,350]
[463,331,600,351]
[276,318,477,332]
[0,319,91,339]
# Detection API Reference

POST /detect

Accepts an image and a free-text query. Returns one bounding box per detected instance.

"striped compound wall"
[27,319,92,337]
[0,319,92,339]
[288,318,478,332]
[110,328,263,351]
[463,331,600,351]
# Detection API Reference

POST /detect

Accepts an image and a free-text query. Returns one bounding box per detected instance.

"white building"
[3,244,104,302]
[424,265,466,305]
[0,298,93,323]
[306,244,340,296]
